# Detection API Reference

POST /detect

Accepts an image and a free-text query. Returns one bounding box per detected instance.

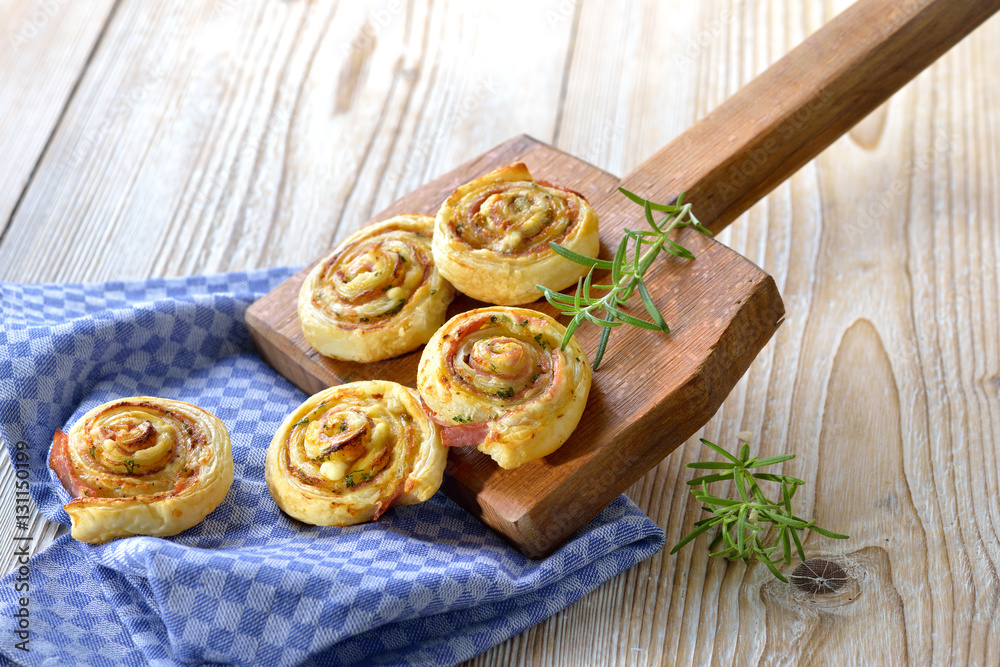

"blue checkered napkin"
[0,270,665,666]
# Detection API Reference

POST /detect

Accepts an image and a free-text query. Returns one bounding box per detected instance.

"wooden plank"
[246,134,784,557]
[0,0,116,232]
[248,0,997,560]
[471,1,1000,666]
[618,0,1000,234]
[0,0,117,568]
[0,0,579,283]
[0,0,998,664]
[0,0,578,570]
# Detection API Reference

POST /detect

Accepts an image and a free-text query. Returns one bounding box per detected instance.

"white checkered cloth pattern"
[0,270,664,666]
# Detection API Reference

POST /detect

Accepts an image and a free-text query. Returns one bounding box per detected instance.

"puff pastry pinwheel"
[432,162,600,305]
[298,214,455,363]
[265,380,446,526]
[417,306,592,469]
[48,397,233,544]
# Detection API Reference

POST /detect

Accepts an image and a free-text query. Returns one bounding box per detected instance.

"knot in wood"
[790,558,848,595]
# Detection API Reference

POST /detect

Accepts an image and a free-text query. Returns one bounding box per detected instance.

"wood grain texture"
[0,0,118,589]
[619,0,1000,234]
[247,0,994,560]
[0,0,578,282]
[469,0,1000,665]
[0,0,117,235]
[246,134,784,557]
[1,0,999,664]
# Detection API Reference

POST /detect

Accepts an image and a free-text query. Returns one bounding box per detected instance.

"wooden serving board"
[246,0,999,557]
[248,135,782,557]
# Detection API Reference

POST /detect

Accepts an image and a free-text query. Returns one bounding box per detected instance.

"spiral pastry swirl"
[298,214,455,362]
[48,397,233,543]
[433,162,600,305]
[417,306,592,469]
[265,381,446,526]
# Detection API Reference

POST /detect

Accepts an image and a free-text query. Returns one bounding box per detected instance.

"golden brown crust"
[48,397,233,543]
[433,163,600,305]
[298,214,455,362]
[416,306,592,469]
[264,381,446,526]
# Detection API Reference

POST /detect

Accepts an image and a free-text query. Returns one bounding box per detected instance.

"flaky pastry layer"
[48,396,233,543]
[417,306,592,469]
[433,163,600,305]
[265,380,446,526]
[299,214,455,362]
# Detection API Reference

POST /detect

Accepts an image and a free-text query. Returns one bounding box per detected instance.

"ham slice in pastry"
[298,214,455,362]
[48,396,233,543]
[432,163,599,305]
[417,306,592,469]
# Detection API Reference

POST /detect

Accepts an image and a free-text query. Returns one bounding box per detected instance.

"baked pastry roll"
[48,397,233,544]
[433,162,600,305]
[417,306,592,469]
[265,380,446,526]
[298,214,455,362]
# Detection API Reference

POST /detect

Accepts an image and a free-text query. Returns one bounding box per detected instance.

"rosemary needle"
[536,188,710,370]
[671,438,849,583]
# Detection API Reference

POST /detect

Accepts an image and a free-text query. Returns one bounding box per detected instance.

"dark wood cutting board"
[246,0,999,557]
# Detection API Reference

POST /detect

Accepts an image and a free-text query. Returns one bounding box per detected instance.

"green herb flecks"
[344,470,371,488]
[384,299,407,317]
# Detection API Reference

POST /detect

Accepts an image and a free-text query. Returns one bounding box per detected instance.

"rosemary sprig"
[671,438,849,582]
[537,187,711,370]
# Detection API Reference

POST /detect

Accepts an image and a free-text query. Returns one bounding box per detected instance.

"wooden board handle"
[619,0,1000,233]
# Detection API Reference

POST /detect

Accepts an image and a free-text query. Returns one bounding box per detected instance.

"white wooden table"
[2,1,998,663]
